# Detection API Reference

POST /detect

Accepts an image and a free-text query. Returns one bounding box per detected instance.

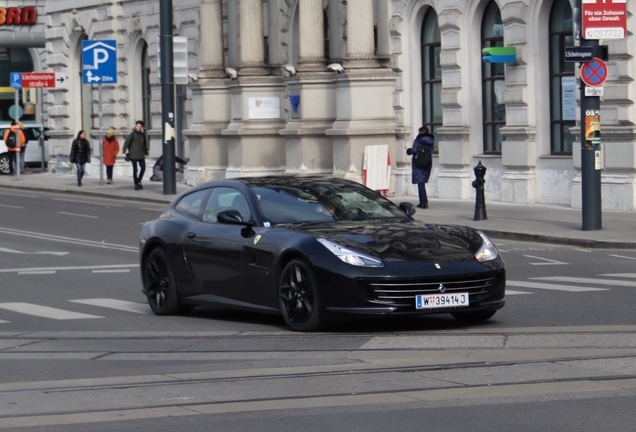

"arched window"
[549,0,575,154]
[421,8,442,150]
[481,1,505,154]
[0,48,34,122]
[141,42,152,130]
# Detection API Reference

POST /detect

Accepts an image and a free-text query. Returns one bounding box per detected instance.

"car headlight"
[474,231,499,262]
[317,238,384,267]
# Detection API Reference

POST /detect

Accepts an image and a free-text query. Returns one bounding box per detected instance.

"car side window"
[175,190,209,220]
[202,187,252,223]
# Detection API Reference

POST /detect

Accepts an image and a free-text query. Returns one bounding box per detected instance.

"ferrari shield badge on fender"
[254,235,262,245]
[435,263,441,269]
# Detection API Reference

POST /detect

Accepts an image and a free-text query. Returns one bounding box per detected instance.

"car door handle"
[187,232,196,239]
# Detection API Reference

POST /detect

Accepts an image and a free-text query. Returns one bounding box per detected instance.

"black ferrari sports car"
[140,176,505,331]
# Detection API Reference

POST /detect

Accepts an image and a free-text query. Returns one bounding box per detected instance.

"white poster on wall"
[562,77,576,121]
[249,97,280,119]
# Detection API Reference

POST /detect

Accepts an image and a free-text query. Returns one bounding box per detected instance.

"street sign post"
[82,40,117,186]
[564,46,593,62]
[10,72,67,89]
[9,71,67,180]
[82,40,117,84]
[580,58,608,87]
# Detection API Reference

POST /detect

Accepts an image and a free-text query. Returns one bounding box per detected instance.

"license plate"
[416,292,469,309]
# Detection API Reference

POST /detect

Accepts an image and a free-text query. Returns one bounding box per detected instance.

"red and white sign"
[20,72,67,89]
[582,0,627,40]
[581,58,608,87]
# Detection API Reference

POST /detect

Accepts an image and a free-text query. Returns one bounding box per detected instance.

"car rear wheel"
[144,247,186,315]
[451,310,496,324]
[0,153,10,175]
[279,258,323,332]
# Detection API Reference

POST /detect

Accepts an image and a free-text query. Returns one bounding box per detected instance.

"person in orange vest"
[3,121,27,175]
[102,128,120,184]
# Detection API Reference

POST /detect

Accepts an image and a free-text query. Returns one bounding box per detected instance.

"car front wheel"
[144,247,186,315]
[279,258,323,332]
[0,153,10,175]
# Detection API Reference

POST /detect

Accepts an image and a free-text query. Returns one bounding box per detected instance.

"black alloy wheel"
[144,247,186,315]
[279,258,323,332]
[451,309,496,324]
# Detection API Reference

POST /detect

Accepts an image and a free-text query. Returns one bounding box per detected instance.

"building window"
[549,0,575,154]
[421,8,442,151]
[481,1,505,155]
[141,43,152,130]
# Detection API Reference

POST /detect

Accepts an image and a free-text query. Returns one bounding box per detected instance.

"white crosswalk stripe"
[506,280,608,292]
[69,298,152,314]
[531,276,636,288]
[506,290,534,295]
[0,303,103,320]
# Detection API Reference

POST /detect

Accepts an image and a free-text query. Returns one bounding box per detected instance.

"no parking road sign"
[82,40,117,84]
[580,58,607,87]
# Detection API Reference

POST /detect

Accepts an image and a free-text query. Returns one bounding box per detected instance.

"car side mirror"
[217,209,254,238]
[399,202,416,216]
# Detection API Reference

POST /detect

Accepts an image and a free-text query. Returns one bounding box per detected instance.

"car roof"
[187,175,365,195]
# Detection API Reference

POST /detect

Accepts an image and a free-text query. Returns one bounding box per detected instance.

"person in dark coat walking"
[69,130,91,187]
[406,126,434,209]
[122,120,150,190]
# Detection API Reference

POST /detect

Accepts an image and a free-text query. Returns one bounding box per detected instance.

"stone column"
[239,0,267,75]
[199,0,225,79]
[345,0,376,69]
[298,0,325,71]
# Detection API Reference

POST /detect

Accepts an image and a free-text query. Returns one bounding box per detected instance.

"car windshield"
[251,182,407,225]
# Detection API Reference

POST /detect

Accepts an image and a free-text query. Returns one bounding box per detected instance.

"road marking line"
[0,247,69,256]
[531,276,636,288]
[141,207,165,211]
[0,264,138,274]
[506,290,533,295]
[0,226,137,252]
[575,249,592,253]
[523,255,569,265]
[18,271,57,275]
[92,269,130,273]
[70,299,152,315]
[0,191,40,198]
[609,254,636,261]
[506,280,608,292]
[0,319,9,324]
[0,303,103,320]
[600,273,636,278]
[54,198,123,207]
[0,204,23,209]
[58,212,99,219]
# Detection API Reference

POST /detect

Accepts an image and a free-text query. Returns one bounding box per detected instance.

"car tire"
[279,258,323,332]
[451,310,497,324]
[0,153,10,175]
[144,247,187,315]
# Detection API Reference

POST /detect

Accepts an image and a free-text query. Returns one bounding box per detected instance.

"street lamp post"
[160,0,176,195]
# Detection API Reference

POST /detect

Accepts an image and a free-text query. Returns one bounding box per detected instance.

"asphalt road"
[1,188,636,431]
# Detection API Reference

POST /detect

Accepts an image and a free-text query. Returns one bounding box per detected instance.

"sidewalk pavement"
[1,171,635,249]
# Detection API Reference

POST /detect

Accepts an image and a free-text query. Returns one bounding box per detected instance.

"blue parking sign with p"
[82,40,117,84]
[10,72,22,89]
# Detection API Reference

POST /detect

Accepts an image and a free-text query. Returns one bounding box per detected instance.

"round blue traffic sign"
[581,58,608,87]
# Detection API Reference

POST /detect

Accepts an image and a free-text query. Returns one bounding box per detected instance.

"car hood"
[287,220,482,263]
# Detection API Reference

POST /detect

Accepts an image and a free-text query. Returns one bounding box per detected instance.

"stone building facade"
[17,1,636,210]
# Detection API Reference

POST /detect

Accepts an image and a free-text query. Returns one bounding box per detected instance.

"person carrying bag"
[406,126,434,209]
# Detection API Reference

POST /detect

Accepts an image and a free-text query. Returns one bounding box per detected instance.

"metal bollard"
[472,161,487,221]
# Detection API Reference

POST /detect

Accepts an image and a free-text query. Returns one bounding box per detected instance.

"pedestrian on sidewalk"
[70,130,91,187]
[122,120,149,190]
[103,128,120,184]
[3,121,26,176]
[18,122,29,174]
[406,126,434,209]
